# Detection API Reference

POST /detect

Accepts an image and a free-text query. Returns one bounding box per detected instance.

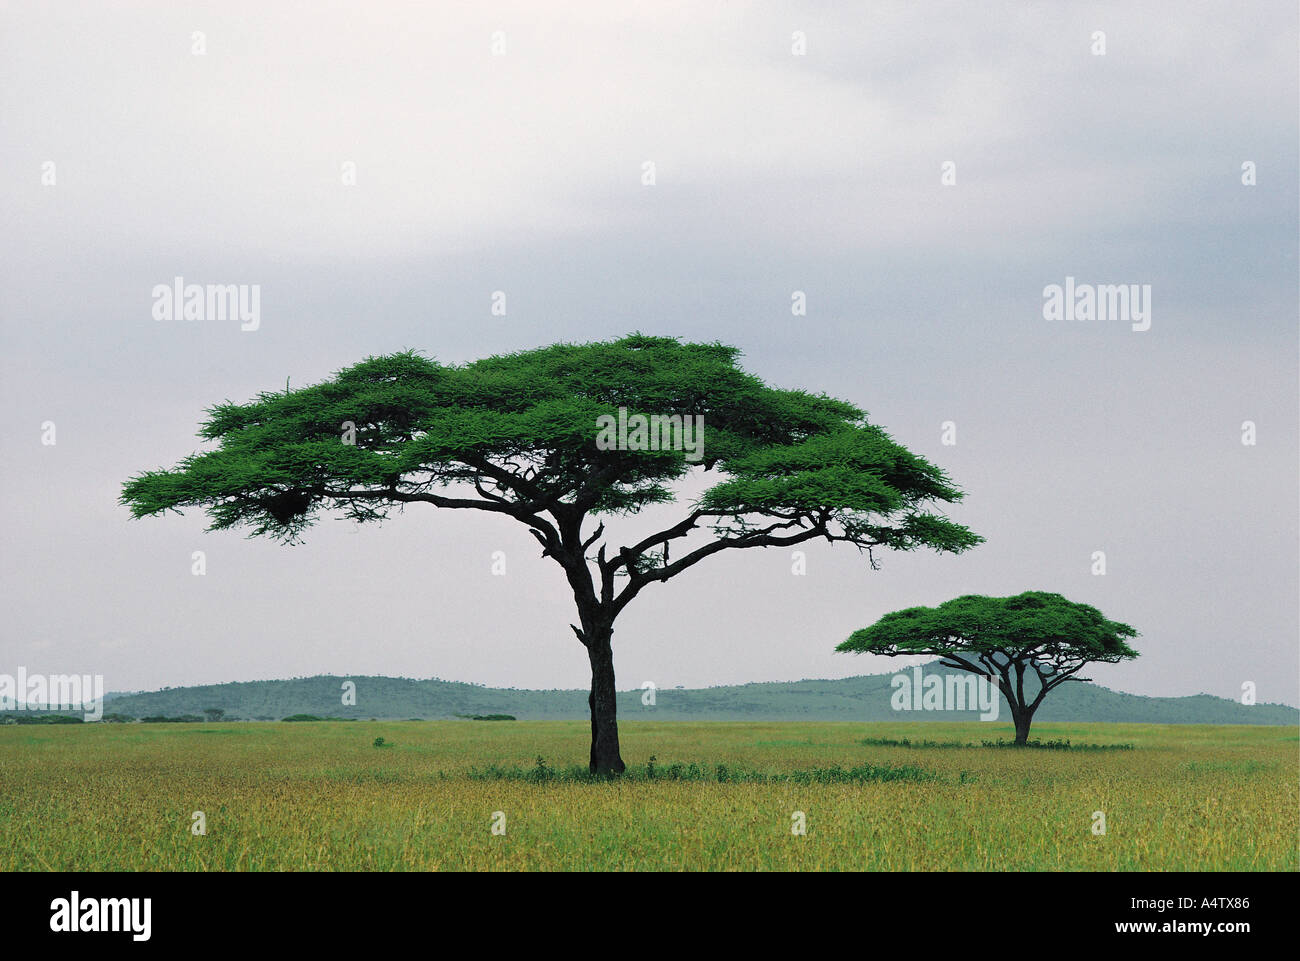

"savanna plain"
[2,720,1294,871]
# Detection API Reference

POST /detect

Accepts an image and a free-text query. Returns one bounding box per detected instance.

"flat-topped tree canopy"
[122,333,982,772]
[121,334,977,552]
[838,591,1138,743]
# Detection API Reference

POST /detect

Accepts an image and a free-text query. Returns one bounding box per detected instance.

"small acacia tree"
[837,591,1138,743]
[122,334,980,773]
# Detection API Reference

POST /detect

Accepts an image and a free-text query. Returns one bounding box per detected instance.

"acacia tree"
[122,334,980,773]
[837,591,1138,744]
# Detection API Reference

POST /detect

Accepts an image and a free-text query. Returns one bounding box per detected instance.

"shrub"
[467,756,934,784]
[454,713,517,721]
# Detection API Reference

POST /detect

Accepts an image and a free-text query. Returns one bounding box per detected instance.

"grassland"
[1,720,1295,871]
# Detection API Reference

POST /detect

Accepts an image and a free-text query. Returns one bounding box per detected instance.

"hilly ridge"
[101,665,1300,725]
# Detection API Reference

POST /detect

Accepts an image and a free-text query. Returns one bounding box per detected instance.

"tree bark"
[586,628,625,775]
[1012,705,1034,745]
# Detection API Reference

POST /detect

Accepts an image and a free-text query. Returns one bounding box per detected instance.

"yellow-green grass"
[1,721,1295,871]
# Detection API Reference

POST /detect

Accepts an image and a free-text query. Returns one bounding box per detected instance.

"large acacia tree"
[122,334,980,773]
[837,591,1138,743]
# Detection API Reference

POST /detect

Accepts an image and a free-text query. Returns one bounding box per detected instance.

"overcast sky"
[2,1,1296,706]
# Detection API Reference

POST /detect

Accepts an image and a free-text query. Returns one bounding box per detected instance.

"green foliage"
[281,714,325,722]
[978,738,1134,750]
[372,737,387,748]
[0,713,84,725]
[454,713,517,721]
[467,755,935,784]
[839,591,1138,664]
[120,334,979,554]
[862,735,1135,751]
[140,714,203,723]
[859,736,968,748]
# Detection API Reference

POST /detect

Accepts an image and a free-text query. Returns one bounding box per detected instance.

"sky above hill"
[2,1,1296,705]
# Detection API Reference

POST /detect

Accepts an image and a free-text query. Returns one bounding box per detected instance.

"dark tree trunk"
[1004,661,1036,745]
[586,629,625,775]
[1012,705,1034,745]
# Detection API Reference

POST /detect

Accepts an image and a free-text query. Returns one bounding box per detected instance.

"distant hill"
[102,665,1299,725]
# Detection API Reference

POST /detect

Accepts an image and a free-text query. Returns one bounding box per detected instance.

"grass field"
[1,720,1295,871]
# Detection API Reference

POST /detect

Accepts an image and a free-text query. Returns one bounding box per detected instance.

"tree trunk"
[586,630,625,775]
[1012,706,1033,745]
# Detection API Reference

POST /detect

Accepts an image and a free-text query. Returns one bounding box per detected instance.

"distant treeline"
[87,668,1299,726]
[0,713,86,725]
